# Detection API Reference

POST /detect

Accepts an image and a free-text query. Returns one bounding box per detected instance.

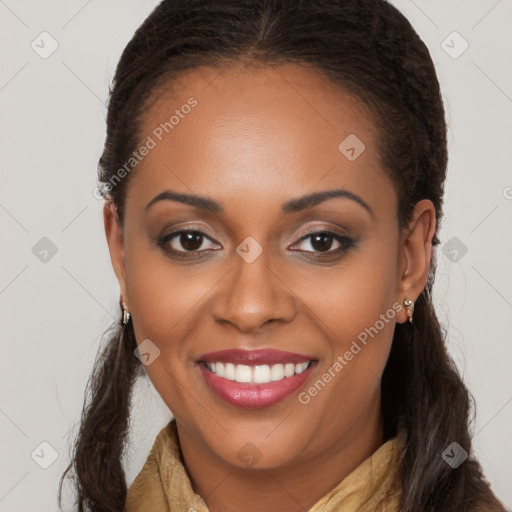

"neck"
[177,395,385,512]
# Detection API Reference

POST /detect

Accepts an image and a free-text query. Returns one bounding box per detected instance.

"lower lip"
[199,364,315,409]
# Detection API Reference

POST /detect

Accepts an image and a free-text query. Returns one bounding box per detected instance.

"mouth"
[197,349,317,409]
[203,360,313,383]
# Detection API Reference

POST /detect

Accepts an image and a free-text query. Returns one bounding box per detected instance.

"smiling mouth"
[202,361,313,384]
[197,348,318,409]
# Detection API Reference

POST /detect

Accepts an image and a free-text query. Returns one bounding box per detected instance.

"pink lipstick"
[198,349,316,409]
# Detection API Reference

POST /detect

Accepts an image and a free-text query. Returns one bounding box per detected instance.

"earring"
[403,298,414,324]
[122,301,131,327]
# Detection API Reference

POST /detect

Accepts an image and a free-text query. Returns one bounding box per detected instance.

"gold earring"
[122,301,131,326]
[403,298,414,324]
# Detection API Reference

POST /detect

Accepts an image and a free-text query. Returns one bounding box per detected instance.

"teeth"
[295,362,309,374]
[224,362,236,381]
[271,364,284,381]
[284,363,295,377]
[205,361,311,383]
[235,364,253,383]
[253,365,271,383]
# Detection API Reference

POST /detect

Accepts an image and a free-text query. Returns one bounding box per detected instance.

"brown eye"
[157,229,220,257]
[288,230,355,261]
[309,233,334,252]
[179,232,205,251]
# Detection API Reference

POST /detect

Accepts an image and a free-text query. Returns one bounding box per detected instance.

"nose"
[211,252,297,333]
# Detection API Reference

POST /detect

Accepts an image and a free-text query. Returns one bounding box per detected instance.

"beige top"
[125,420,402,512]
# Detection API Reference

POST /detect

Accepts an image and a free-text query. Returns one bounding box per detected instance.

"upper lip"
[198,348,315,365]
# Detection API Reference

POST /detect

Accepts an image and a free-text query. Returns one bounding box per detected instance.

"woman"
[59,1,508,511]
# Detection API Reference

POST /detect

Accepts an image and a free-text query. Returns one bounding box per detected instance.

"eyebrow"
[145,188,373,217]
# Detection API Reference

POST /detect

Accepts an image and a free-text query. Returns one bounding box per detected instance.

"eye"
[289,230,354,257]
[157,229,221,257]
[156,227,354,261]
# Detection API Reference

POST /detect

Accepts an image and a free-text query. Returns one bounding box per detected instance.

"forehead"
[127,61,396,218]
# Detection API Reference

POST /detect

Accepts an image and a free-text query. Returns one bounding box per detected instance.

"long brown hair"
[59,1,506,511]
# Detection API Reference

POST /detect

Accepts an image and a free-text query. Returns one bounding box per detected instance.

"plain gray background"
[1,1,511,510]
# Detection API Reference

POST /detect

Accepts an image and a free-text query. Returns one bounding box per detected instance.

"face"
[105,62,434,471]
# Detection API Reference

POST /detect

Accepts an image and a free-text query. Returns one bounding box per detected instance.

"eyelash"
[156,226,355,261]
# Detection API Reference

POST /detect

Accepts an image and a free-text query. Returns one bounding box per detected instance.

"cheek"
[125,250,220,348]
[123,243,220,417]
[289,233,399,414]
[289,232,399,347]
[292,253,399,444]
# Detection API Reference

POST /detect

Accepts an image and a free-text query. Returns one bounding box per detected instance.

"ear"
[396,199,436,324]
[103,201,129,308]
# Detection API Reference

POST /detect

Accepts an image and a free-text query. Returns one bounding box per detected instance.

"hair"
[59,1,507,511]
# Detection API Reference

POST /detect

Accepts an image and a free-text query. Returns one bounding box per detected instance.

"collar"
[125,420,402,512]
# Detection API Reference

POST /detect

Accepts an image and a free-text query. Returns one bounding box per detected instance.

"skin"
[104,61,435,512]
